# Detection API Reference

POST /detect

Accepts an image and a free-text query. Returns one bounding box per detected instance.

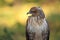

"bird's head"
[27,7,45,18]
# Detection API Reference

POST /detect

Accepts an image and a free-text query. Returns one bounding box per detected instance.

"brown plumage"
[26,7,50,40]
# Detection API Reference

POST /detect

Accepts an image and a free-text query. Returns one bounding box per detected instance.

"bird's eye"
[31,11,37,13]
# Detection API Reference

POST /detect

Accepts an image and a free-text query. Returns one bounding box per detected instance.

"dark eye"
[31,11,37,13]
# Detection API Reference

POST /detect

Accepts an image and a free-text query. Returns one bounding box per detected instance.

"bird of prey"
[26,7,50,40]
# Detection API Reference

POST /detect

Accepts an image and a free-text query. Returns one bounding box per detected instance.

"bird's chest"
[27,17,47,33]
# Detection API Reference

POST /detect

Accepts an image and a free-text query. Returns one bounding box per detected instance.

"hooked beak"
[27,11,32,14]
[27,12,29,14]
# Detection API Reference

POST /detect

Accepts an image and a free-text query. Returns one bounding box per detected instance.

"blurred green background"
[0,0,60,40]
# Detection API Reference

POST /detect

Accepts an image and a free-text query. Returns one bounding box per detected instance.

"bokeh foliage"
[47,13,60,40]
[0,0,60,40]
[0,22,26,40]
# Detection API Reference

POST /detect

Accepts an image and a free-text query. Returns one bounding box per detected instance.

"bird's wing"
[26,29,35,40]
[26,17,35,40]
[26,18,29,40]
[42,20,50,40]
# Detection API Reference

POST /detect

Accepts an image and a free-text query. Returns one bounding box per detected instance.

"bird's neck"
[28,16,44,25]
[30,15,43,20]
